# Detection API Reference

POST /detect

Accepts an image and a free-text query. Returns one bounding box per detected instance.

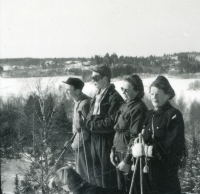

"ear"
[76,89,81,95]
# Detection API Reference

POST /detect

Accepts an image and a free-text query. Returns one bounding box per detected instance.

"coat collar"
[153,101,172,116]
[91,83,115,104]
[76,93,89,102]
[126,96,141,106]
[98,83,115,95]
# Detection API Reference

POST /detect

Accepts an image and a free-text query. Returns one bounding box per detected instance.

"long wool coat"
[142,101,186,194]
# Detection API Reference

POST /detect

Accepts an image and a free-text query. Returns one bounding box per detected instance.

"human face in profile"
[92,71,105,90]
[65,84,77,99]
[121,81,139,102]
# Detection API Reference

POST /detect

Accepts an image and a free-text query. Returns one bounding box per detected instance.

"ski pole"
[129,157,139,194]
[36,133,76,194]
[78,111,90,182]
[139,133,143,194]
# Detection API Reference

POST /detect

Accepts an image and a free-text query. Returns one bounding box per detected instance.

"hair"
[125,77,144,99]
[100,73,111,83]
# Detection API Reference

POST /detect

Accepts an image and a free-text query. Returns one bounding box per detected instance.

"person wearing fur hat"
[110,74,148,193]
[86,64,124,189]
[62,77,95,184]
[131,76,186,194]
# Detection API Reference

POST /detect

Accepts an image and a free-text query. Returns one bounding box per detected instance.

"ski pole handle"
[78,111,86,121]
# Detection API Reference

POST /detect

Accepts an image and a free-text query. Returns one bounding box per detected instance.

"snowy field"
[1,158,31,194]
[1,75,200,106]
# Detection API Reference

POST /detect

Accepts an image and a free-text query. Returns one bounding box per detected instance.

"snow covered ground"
[1,158,31,194]
[1,75,200,106]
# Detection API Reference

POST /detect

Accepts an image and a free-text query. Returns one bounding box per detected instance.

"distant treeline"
[1,52,200,79]
[0,57,89,67]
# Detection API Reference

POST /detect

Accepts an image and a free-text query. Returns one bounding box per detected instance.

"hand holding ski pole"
[64,133,76,149]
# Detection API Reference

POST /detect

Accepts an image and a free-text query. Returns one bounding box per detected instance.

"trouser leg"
[91,133,117,189]
[116,152,133,194]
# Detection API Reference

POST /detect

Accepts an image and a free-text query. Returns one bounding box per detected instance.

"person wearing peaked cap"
[110,74,148,193]
[133,75,186,194]
[62,77,95,184]
[86,64,124,189]
[62,77,85,90]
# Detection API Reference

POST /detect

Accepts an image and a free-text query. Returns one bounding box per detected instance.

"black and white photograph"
[0,0,200,194]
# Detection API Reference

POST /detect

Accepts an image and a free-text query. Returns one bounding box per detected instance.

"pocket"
[155,126,166,138]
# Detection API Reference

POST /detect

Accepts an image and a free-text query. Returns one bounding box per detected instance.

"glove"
[110,150,117,167]
[133,137,139,145]
[131,143,145,158]
[144,144,153,157]
[118,161,131,173]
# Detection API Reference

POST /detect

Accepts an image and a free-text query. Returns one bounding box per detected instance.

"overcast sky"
[1,0,200,58]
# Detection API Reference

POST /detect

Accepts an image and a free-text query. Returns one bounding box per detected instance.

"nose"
[152,94,158,100]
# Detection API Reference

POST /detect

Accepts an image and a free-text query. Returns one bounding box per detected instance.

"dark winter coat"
[86,83,124,189]
[86,84,124,134]
[142,101,186,194]
[113,97,148,164]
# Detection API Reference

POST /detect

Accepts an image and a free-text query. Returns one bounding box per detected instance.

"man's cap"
[125,74,144,92]
[92,64,112,78]
[62,77,84,90]
[151,76,175,100]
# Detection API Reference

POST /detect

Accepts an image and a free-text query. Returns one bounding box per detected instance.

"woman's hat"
[151,76,175,100]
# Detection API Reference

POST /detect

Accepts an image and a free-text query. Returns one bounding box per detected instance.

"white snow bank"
[1,76,200,106]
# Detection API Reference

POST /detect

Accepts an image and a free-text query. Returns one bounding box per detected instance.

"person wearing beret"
[131,76,186,194]
[86,64,124,189]
[110,74,148,193]
[63,77,95,184]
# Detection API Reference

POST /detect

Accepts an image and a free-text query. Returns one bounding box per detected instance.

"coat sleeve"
[80,99,91,119]
[154,110,185,158]
[86,94,123,133]
[123,106,147,164]
[75,99,91,132]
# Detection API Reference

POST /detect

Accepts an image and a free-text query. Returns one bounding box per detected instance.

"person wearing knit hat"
[86,64,124,189]
[150,75,175,100]
[131,76,186,194]
[110,74,148,193]
[62,77,95,184]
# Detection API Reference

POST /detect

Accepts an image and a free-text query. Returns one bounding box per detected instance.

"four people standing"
[63,68,186,194]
